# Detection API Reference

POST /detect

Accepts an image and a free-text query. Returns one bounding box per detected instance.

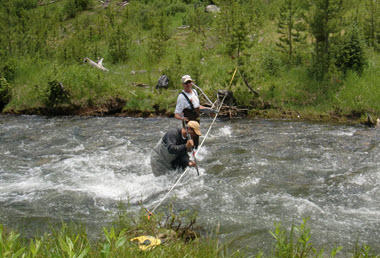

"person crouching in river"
[151,121,201,177]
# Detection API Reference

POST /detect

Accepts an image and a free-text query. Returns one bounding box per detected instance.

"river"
[0,115,379,255]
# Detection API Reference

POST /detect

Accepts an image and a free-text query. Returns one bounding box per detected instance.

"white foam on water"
[350,173,370,186]
[336,206,380,219]
[62,144,85,153]
[206,125,233,139]
[0,140,169,208]
[265,193,325,215]
[3,124,31,130]
[78,173,161,202]
[47,150,162,202]
[218,126,232,137]
[328,128,356,137]
[0,176,46,195]
[0,166,50,193]
[239,177,261,187]
[195,146,208,161]
[1,133,209,211]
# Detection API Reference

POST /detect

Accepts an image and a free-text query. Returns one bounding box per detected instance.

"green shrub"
[262,50,282,76]
[166,3,187,16]
[108,26,130,64]
[0,225,26,257]
[0,61,16,82]
[45,80,70,108]
[0,77,11,110]
[335,24,367,75]
[270,218,343,257]
[63,0,92,19]
[12,0,38,12]
[183,5,212,33]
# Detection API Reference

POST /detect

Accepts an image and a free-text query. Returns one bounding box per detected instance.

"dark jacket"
[150,128,190,176]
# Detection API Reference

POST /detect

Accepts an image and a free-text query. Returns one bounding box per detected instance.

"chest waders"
[181,92,200,123]
[181,91,200,148]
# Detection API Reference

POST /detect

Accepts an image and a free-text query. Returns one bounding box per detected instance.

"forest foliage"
[0,0,378,119]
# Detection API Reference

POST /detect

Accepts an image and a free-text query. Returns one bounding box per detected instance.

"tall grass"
[1,212,378,257]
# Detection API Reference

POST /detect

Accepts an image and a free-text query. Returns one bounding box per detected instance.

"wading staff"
[191,83,213,106]
[182,120,200,176]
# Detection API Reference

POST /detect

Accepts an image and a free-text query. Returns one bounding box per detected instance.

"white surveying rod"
[191,83,213,106]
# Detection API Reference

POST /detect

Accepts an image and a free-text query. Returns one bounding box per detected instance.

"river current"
[0,115,379,255]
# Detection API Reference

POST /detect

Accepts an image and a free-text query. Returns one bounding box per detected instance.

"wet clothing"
[175,89,200,123]
[150,128,190,176]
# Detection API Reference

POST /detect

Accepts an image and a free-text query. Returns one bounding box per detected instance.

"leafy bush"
[45,80,70,108]
[262,50,282,76]
[12,0,38,12]
[183,5,212,33]
[63,0,92,19]
[0,61,16,82]
[166,3,187,16]
[270,218,343,257]
[108,26,130,64]
[335,25,367,75]
[0,77,11,111]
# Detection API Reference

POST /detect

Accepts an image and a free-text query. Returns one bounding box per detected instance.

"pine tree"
[228,19,249,59]
[108,26,130,64]
[363,0,379,50]
[306,0,344,80]
[148,14,170,62]
[276,0,306,64]
[0,77,11,111]
[216,0,251,59]
[335,24,367,74]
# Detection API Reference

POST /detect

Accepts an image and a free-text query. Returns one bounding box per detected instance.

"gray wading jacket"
[151,128,190,176]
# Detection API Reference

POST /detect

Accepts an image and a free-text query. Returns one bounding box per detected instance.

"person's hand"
[200,107,218,115]
[183,117,189,122]
[186,139,194,151]
[188,161,197,167]
[210,108,218,114]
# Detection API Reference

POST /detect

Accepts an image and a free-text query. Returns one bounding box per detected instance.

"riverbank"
[0,210,377,257]
[0,1,379,130]
[3,103,379,127]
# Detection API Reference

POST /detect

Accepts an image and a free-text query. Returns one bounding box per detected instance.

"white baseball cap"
[181,75,193,84]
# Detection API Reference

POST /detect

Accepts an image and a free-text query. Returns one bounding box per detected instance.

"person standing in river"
[174,75,203,124]
[174,75,204,148]
[150,121,201,176]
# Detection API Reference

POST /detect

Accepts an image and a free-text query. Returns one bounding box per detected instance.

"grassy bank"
[1,209,378,257]
[0,0,378,125]
[0,208,221,257]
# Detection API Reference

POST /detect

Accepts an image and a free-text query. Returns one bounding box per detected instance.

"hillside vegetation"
[0,0,378,123]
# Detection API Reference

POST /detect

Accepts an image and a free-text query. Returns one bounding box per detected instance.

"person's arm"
[178,153,191,169]
[174,113,188,121]
[200,106,218,114]
[174,95,186,121]
[165,130,187,155]
[194,90,216,113]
